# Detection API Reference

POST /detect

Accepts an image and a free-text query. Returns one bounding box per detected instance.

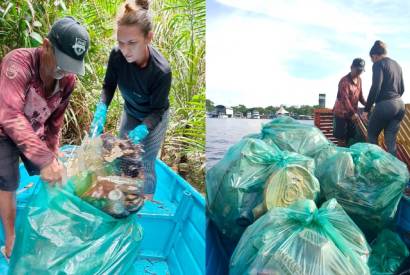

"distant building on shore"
[214,105,233,118]
[246,109,261,119]
[276,106,290,117]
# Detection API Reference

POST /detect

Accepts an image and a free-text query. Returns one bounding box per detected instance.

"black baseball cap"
[47,16,90,76]
[352,58,365,71]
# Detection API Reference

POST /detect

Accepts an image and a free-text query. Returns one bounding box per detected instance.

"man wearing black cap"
[332,58,367,146]
[0,16,89,259]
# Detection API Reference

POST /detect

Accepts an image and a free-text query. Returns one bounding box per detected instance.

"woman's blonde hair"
[116,0,152,37]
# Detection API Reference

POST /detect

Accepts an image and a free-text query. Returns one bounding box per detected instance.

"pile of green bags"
[206,116,409,274]
[316,143,409,236]
[207,137,320,240]
[230,199,371,275]
[9,181,143,274]
[261,116,331,158]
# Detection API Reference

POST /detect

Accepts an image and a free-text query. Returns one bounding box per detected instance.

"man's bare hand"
[40,159,63,185]
[351,113,359,122]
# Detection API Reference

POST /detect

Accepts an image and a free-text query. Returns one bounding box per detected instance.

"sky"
[206,0,410,108]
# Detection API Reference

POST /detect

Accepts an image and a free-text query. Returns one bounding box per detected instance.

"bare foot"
[5,234,15,258]
[144,194,153,201]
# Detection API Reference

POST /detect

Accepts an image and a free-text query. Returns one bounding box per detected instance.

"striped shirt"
[0,48,75,169]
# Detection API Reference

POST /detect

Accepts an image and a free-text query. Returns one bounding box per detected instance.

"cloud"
[207,0,410,108]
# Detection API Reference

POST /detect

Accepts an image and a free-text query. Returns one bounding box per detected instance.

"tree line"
[206,99,320,117]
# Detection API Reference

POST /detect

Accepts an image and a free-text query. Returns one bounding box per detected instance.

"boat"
[297,115,313,120]
[0,147,205,275]
[251,111,260,119]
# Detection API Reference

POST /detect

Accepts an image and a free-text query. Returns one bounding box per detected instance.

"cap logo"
[72,37,86,56]
[5,63,18,79]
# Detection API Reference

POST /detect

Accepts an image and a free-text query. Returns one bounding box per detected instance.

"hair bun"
[124,3,134,13]
[374,40,386,49]
[135,0,149,10]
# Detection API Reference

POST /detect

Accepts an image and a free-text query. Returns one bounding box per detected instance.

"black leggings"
[368,98,405,156]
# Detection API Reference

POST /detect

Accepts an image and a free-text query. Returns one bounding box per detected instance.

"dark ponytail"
[369,40,387,56]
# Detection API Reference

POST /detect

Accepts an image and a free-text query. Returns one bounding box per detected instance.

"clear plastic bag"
[62,134,145,218]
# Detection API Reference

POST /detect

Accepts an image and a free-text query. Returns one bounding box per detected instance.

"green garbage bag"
[230,199,371,275]
[316,143,409,238]
[314,143,349,170]
[261,116,331,158]
[368,229,409,274]
[206,138,316,241]
[9,180,143,274]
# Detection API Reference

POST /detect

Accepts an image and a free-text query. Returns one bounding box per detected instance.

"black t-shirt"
[102,45,171,130]
[365,57,404,112]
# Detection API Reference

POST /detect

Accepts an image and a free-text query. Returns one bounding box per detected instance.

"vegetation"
[206,99,215,112]
[0,0,205,191]
[206,99,319,117]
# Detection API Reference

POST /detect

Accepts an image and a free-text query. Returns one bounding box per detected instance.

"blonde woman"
[89,0,171,199]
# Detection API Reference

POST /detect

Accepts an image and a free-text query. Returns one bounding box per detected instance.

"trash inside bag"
[229,199,371,275]
[261,116,331,158]
[206,138,281,240]
[9,180,143,274]
[263,164,320,210]
[368,229,409,274]
[315,143,409,238]
[62,134,145,218]
[206,138,318,241]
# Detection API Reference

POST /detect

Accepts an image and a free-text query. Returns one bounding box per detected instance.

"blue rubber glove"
[89,102,108,137]
[128,124,149,144]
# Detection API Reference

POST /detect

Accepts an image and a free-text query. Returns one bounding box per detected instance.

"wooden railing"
[314,107,410,170]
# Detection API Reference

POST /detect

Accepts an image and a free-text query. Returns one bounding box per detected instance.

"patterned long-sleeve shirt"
[0,48,75,169]
[333,73,366,119]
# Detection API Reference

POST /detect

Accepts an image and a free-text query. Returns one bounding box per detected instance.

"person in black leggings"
[364,40,405,156]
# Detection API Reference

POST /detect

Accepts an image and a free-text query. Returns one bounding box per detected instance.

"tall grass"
[0,0,205,191]
[152,0,206,189]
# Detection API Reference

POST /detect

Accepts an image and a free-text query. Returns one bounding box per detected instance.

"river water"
[206,118,314,169]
